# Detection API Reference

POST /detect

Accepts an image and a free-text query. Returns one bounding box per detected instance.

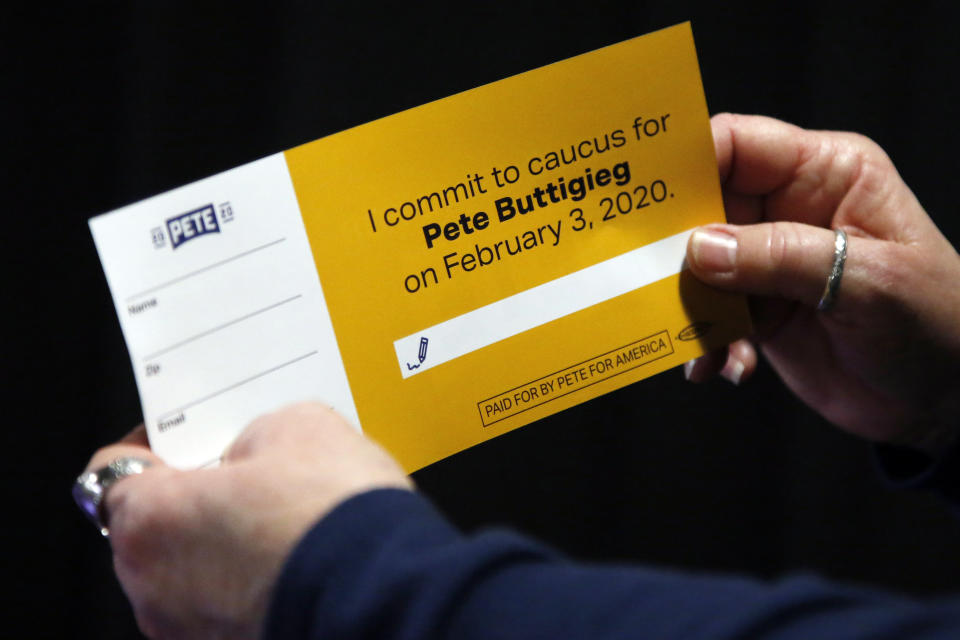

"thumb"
[686,222,842,306]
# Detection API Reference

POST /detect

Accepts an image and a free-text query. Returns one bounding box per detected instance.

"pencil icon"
[406,337,430,371]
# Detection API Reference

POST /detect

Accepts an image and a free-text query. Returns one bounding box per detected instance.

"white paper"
[90,154,358,469]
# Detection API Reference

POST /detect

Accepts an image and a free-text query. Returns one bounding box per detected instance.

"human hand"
[80,403,412,639]
[685,114,960,455]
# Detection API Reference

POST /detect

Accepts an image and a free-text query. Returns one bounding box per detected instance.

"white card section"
[90,153,358,469]
[394,228,694,378]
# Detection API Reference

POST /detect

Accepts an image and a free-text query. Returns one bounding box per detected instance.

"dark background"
[8,2,959,637]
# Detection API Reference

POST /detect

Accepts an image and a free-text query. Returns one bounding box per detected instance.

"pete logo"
[166,204,220,249]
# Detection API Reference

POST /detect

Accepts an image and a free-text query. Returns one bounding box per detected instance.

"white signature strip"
[394,228,694,378]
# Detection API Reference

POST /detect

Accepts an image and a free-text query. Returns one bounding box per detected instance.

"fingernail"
[691,227,737,273]
[684,359,696,380]
[721,359,745,385]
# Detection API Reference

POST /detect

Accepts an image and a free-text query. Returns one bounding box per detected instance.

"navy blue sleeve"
[264,488,960,640]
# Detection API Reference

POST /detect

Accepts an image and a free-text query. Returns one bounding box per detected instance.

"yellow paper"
[287,22,749,471]
[90,22,750,471]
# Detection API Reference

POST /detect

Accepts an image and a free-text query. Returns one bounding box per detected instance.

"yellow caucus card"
[90,23,750,471]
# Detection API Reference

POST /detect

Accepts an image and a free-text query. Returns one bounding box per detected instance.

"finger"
[719,339,758,386]
[84,424,158,472]
[79,431,170,535]
[712,113,809,192]
[686,222,842,308]
[711,114,876,229]
[83,441,168,510]
[684,340,758,386]
[85,441,165,474]
[683,348,727,383]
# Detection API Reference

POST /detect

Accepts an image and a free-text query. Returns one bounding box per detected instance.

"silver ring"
[73,457,152,537]
[817,229,848,312]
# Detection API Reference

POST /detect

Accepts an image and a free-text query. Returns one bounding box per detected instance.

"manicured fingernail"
[691,227,737,273]
[684,359,696,380]
[721,359,745,385]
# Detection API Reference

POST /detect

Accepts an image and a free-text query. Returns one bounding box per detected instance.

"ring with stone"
[73,457,152,537]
